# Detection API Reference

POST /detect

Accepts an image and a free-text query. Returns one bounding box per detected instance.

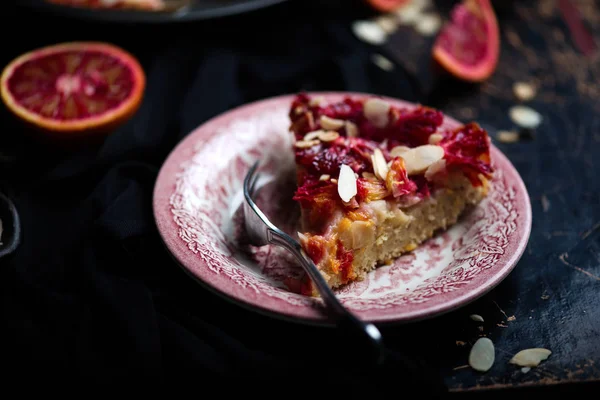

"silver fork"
[243,161,385,365]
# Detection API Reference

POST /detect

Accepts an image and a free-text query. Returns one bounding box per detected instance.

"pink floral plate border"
[152,92,532,325]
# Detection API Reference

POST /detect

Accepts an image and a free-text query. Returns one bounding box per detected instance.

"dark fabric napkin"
[0,1,450,394]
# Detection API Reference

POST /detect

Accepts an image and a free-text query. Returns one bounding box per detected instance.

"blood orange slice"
[0,42,145,136]
[432,0,500,82]
[365,0,409,13]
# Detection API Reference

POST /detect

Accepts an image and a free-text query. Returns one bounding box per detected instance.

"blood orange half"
[432,0,500,82]
[365,0,409,13]
[0,42,145,136]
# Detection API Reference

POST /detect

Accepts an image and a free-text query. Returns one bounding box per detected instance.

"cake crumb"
[507,315,516,322]
[456,340,467,346]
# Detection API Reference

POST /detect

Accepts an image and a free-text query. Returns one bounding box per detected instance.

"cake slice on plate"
[288,94,494,296]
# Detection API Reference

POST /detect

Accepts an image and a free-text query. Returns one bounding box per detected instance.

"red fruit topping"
[432,0,500,82]
[440,122,493,185]
[295,137,376,177]
[305,235,326,265]
[385,157,418,198]
[336,240,354,283]
[293,181,339,231]
[356,177,389,203]
[360,106,444,147]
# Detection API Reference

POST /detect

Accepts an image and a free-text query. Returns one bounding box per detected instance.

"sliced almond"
[509,105,542,129]
[513,81,536,102]
[497,130,520,143]
[352,20,387,45]
[375,14,399,34]
[295,139,320,149]
[303,130,324,141]
[320,115,345,130]
[468,338,495,372]
[364,98,391,128]
[319,174,330,181]
[318,131,340,142]
[371,148,389,181]
[470,314,484,322]
[345,121,359,138]
[400,145,445,175]
[509,348,552,367]
[414,13,442,36]
[371,53,395,72]
[309,96,324,107]
[424,159,446,181]
[390,145,411,158]
[330,178,338,184]
[362,171,377,180]
[428,133,443,145]
[337,164,357,203]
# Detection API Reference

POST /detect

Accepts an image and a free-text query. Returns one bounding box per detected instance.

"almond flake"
[297,232,308,243]
[428,133,443,144]
[303,130,324,141]
[309,96,324,107]
[318,131,340,142]
[395,3,422,24]
[468,338,495,372]
[371,148,389,181]
[400,145,444,175]
[371,53,395,72]
[375,14,399,34]
[424,159,446,181]
[352,20,387,45]
[390,145,410,157]
[345,122,359,138]
[414,13,442,36]
[320,115,345,130]
[364,98,391,128]
[513,82,536,102]
[497,130,520,143]
[295,139,320,149]
[330,178,338,184]
[337,164,357,203]
[470,314,484,322]
[509,105,542,129]
[362,172,377,180]
[509,348,552,367]
[319,174,330,181]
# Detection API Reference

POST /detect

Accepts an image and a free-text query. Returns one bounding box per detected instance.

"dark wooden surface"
[0,0,598,393]
[380,0,600,393]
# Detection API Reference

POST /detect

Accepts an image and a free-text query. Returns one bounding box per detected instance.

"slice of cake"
[288,94,494,296]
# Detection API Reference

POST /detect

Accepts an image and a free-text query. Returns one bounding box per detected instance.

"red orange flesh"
[432,0,500,82]
[0,41,145,135]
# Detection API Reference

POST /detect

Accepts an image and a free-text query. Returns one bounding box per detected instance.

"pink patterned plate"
[153,92,532,325]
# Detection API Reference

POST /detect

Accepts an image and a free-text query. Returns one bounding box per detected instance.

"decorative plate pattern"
[153,93,531,324]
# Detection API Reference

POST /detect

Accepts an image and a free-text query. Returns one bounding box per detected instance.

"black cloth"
[0,1,447,394]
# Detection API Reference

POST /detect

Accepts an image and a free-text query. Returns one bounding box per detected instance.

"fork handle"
[268,228,386,365]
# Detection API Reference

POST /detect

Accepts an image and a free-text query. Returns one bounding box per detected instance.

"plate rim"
[18,0,289,24]
[152,91,532,326]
